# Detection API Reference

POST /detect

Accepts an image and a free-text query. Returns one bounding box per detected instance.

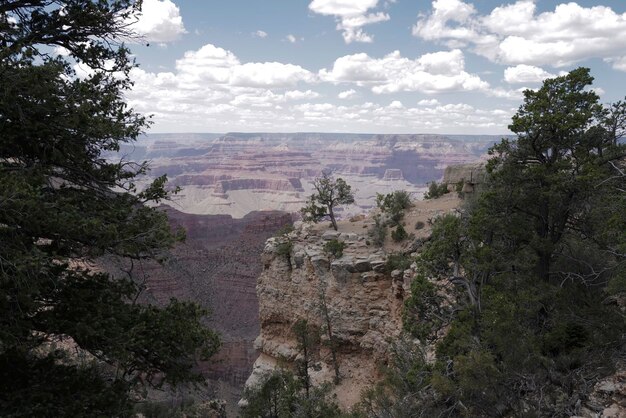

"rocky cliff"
[243,193,626,417]
[245,195,462,409]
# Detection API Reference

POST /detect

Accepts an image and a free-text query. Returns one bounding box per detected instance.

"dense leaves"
[370,68,626,417]
[0,1,219,416]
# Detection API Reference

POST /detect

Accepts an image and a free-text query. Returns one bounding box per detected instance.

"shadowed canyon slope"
[104,207,292,404]
[123,132,500,218]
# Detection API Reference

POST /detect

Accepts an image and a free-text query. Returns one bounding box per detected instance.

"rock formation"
[245,195,462,409]
[118,133,502,218]
[102,206,292,409]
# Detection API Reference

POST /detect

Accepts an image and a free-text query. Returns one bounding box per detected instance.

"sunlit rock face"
[245,195,463,410]
[121,132,499,218]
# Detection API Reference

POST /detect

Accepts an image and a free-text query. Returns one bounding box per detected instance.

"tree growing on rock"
[301,172,354,231]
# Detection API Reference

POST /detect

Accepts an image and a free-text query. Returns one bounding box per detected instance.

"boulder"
[322,230,341,240]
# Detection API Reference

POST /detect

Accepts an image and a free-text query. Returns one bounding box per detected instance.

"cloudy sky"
[123,0,626,134]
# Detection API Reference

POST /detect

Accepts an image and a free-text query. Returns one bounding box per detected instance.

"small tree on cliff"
[301,172,354,231]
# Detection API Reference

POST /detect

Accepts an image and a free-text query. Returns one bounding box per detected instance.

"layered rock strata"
[245,195,462,409]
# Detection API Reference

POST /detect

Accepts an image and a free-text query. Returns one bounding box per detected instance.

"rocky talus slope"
[244,195,461,409]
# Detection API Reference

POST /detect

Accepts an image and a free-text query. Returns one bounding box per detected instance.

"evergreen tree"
[370,68,626,416]
[301,172,354,231]
[0,2,220,415]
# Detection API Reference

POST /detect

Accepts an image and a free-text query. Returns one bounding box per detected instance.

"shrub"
[423,181,449,199]
[323,239,346,258]
[415,221,425,230]
[391,224,408,242]
[376,190,412,226]
[368,215,387,247]
[385,252,412,272]
[275,240,293,258]
[455,180,465,199]
[274,223,295,237]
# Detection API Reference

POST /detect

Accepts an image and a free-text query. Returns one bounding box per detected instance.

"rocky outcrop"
[575,369,626,417]
[245,196,463,409]
[443,162,487,193]
[214,178,303,193]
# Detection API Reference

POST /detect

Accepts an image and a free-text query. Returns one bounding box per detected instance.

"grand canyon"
[115,132,499,407]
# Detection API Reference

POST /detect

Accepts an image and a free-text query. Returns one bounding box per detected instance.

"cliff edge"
[244,194,461,409]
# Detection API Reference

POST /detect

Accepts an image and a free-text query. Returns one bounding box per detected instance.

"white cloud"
[125,43,325,131]
[338,89,357,99]
[254,30,268,38]
[605,56,626,72]
[286,34,297,43]
[413,0,626,68]
[320,49,490,94]
[417,98,440,106]
[503,64,555,84]
[231,63,314,88]
[590,87,606,96]
[174,44,314,88]
[124,41,518,134]
[284,90,321,100]
[131,0,186,43]
[308,0,389,43]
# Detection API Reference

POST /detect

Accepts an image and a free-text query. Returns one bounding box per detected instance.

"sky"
[121,0,626,134]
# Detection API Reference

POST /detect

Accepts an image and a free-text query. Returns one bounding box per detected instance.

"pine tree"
[0,2,219,415]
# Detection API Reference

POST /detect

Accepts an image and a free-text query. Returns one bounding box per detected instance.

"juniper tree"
[301,172,354,231]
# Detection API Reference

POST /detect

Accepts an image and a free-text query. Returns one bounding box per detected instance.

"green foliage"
[423,181,450,199]
[385,252,412,272]
[455,180,465,198]
[301,172,354,231]
[323,239,346,258]
[276,240,293,257]
[391,224,408,242]
[241,370,342,418]
[368,214,387,247]
[403,275,450,341]
[134,398,226,418]
[242,321,341,418]
[274,223,295,237]
[376,190,412,225]
[358,68,626,416]
[0,1,220,414]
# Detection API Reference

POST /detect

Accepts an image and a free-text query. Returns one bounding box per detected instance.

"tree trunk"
[320,287,340,384]
[328,205,338,230]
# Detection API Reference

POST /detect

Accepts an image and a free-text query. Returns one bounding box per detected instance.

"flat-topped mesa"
[244,193,462,410]
[382,168,404,181]
[213,178,304,194]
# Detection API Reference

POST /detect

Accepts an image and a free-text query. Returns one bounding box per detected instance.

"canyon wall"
[121,132,502,218]
[245,195,461,409]
[104,206,292,407]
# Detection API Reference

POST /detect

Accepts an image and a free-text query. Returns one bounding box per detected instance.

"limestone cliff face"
[250,231,406,407]
[245,196,463,408]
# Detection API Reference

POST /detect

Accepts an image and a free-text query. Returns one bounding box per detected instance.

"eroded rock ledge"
[244,195,461,409]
